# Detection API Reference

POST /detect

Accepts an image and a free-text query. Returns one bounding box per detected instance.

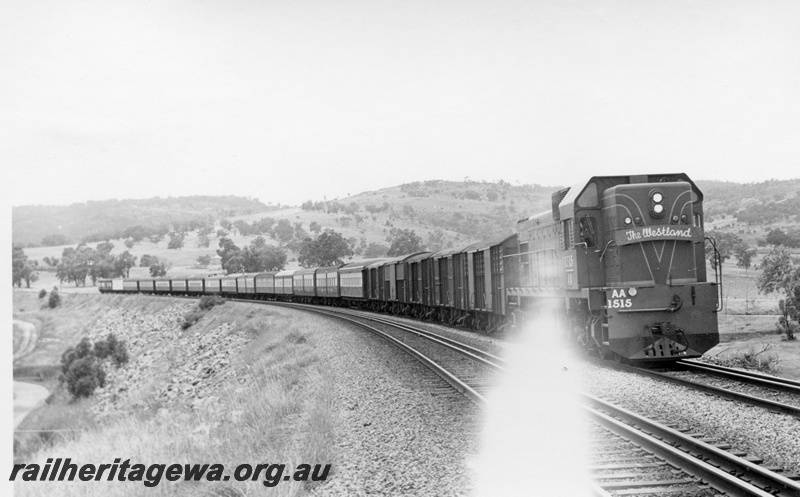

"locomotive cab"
[510,173,720,363]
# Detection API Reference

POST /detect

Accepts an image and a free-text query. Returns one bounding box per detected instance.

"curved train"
[99,173,721,362]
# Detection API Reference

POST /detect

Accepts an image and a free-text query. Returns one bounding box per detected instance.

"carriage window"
[578,217,597,248]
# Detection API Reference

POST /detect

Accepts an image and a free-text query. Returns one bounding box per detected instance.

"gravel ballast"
[580,362,800,475]
[303,311,483,497]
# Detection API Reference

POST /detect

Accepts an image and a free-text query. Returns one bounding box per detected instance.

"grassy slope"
[15,296,334,497]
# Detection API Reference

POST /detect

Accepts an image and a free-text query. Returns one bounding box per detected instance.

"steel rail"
[678,359,800,394]
[298,304,508,371]
[271,302,489,409]
[598,359,800,418]
[584,394,800,497]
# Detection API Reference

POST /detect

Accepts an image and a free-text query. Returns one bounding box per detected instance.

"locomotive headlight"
[650,190,665,218]
[624,217,632,225]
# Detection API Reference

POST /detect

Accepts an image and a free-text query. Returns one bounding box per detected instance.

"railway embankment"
[13,294,480,496]
[14,295,336,496]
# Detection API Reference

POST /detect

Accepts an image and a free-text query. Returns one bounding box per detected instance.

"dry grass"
[15,302,336,497]
[12,293,177,379]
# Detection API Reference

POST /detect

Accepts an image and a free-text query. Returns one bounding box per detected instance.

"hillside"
[12,196,273,247]
[13,177,800,291]
[698,179,800,225]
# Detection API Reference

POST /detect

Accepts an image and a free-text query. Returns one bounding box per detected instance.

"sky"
[2,0,799,209]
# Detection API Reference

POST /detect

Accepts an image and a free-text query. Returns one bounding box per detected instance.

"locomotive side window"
[578,217,597,248]
[577,182,599,208]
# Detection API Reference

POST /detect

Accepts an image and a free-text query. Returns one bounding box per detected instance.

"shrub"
[64,356,106,398]
[48,287,61,308]
[703,343,781,375]
[181,310,205,330]
[38,289,47,299]
[61,338,93,375]
[93,333,130,367]
[60,335,129,399]
[198,295,226,311]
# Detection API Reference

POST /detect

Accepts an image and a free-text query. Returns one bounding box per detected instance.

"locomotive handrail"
[704,236,724,312]
[597,240,615,262]
[617,307,676,313]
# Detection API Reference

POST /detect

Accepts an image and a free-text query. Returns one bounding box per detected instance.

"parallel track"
[587,394,800,496]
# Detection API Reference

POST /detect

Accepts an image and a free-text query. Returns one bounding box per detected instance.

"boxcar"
[254,272,278,296]
[404,252,433,311]
[235,273,259,295]
[154,277,172,293]
[187,277,205,295]
[339,259,386,300]
[137,279,156,294]
[293,268,317,298]
[122,279,141,293]
[204,277,223,294]
[171,277,188,294]
[316,266,341,300]
[383,253,429,312]
[274,270,295,296]
[220,275,238,294]
[98,278,124,293]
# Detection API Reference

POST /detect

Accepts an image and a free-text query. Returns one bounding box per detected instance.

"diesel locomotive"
[99,173,720,362]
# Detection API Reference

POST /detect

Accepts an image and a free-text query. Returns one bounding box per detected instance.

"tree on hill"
[756,246,800,340]
[115,251,137,278]
[217,237,241,272]
[96,241,114,256]
[167,232,185,250]
[298,229,353,267]
[220,236,287,273]
[735,244,757,276]
[705,231,743,270]
[149,232,165,246]
[766,228,800,248]
[12,245,39,288]
[273,219,294,246]
[150,261,169,277]
[56,245,96,286]
[139,254,156,267]
[364,242,388,258]
[387,228,425,256]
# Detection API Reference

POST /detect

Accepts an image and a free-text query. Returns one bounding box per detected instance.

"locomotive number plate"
[607,288,633,309]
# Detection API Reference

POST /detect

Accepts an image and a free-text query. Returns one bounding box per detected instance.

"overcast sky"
[3,0,799,208]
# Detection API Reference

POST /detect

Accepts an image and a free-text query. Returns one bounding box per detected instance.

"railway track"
[605,359,800,418]
[259,301,505,408]
[587,394,800,496]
